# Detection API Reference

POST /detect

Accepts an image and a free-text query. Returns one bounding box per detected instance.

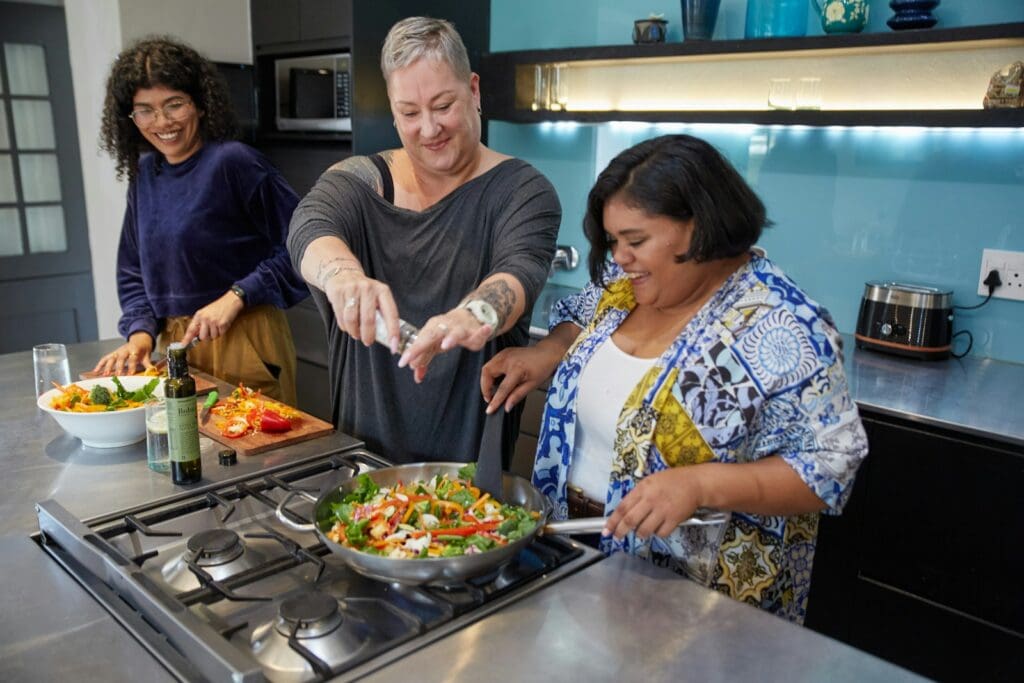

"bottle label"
[166,396,200,463]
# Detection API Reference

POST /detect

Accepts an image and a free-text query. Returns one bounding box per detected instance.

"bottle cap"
[218,449,237,466]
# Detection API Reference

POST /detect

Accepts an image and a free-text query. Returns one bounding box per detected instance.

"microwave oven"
[274,52,352,132]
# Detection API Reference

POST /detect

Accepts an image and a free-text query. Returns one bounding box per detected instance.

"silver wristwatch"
[462,299,499,335]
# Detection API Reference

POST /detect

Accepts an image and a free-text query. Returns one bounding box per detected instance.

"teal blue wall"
[490,0,1022,48]
[488,1,1024,364]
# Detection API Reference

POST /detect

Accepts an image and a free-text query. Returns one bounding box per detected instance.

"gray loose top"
[288,158,561,463]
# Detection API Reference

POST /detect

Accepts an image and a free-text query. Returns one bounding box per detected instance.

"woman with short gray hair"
[288,16,561,465]
[380,16,472,83]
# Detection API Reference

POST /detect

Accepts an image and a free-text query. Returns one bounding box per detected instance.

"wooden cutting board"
[79,367,217,395]
[198,404,335,457]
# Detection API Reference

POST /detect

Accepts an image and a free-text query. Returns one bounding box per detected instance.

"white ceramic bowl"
[37,376,165,449]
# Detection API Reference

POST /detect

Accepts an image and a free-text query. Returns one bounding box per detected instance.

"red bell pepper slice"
[259,409,292,433]
[221,416,250,438]
[410,521,500,538]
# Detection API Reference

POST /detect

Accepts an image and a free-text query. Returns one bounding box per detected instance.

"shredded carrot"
[435,499,465,519]
[468,492,490,514]
[324,471,537,559]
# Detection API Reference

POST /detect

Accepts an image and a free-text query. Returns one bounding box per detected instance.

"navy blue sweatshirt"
[116,141,309,341]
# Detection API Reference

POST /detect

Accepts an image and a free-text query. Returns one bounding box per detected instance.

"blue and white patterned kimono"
[533,254,868,623]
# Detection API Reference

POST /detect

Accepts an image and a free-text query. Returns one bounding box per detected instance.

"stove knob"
[893,323,907,336]
[879,322,893,337]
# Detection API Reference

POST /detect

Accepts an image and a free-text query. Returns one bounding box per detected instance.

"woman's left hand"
[602,467,705,541]
[398,307,492,383]
[180,291,245,346]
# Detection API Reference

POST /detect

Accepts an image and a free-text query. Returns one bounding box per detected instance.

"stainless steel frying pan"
[276,462,726,585]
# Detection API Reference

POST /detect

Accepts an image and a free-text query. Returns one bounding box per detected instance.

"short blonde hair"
[380,16,471,84]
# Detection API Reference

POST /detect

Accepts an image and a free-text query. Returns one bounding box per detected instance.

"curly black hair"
[100,36,238,181]
[583,134,771,286]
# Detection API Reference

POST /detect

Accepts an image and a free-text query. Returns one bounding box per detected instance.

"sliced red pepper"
[259,409,292,433]
[410,521,500,538]
[221,416,250,438]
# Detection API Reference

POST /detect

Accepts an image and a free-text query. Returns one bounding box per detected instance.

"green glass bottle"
[165,342,201,485]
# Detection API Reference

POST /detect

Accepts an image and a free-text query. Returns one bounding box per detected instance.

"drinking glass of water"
[33,343,71,398]
[145,398,170,473]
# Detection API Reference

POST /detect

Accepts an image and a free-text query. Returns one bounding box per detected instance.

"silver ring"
[344,297,357,309]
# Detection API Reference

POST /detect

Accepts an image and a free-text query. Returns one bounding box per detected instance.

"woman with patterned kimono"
[481,134,868,623]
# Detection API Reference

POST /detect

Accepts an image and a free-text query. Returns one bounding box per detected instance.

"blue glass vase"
[887,0,940,30]
[745,0,809,39]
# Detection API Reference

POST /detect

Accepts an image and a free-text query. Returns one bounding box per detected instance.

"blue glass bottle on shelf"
[887,0,940,31]
[745,0,809,39]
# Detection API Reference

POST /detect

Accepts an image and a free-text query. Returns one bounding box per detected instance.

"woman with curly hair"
[92,36,308,404]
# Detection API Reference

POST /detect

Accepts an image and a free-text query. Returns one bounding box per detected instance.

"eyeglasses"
[128,98,193,126]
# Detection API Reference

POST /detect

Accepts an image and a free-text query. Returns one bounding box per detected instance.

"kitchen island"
[0,338,925,681]
[0,339,360,682]
[364,552,926,682]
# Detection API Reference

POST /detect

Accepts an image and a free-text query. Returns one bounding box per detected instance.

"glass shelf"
[480,23,1024,128]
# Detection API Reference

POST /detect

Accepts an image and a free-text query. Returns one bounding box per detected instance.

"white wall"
[65,0,124,339]
[64,0,252,339]
[118,0,252,64]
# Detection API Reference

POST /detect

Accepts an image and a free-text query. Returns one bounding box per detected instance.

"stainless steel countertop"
[0,333,977,681]
[530,284,1024,449]
[0,339,361,682]
[365,553,926,683]
[842,334,1024,448]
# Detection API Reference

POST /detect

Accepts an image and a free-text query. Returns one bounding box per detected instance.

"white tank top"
[568,336,658,501]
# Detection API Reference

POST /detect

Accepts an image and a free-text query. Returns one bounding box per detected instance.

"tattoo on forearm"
[477,281,516,328]
[329,155,387,197]
[315,256,362,290]
[315,256,350,283]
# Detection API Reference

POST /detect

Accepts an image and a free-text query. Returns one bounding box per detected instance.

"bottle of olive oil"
[165,342,201,485]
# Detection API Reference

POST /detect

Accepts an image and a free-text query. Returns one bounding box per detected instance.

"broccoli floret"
[89,385,112,405]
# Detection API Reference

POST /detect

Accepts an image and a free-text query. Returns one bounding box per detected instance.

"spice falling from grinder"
[374,312,419,355]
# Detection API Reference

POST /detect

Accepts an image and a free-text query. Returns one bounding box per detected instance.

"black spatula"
[475,409,504,499]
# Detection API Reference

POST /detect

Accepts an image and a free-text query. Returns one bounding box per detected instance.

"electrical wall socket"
[978,248,1024,302]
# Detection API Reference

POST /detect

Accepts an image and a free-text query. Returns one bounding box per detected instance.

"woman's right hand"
[324,269,400,348]
[481,321,581,413]
[93,332,155,376]
[481,343,563,414]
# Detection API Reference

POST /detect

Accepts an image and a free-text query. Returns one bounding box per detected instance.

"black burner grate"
[33,449,598,683]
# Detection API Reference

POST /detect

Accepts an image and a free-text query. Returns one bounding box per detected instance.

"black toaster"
[855,281,953,361]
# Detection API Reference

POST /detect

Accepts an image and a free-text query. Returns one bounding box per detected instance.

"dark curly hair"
[100,36,238,181]
[584,134,771,286]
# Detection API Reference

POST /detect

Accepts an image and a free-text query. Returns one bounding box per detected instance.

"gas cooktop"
[34,448,602,682]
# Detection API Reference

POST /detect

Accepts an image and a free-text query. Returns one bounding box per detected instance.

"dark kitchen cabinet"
[251,0,352,55]
[285,299,331,422]
[805,410,1024,682]
[299,0,352,44]
[250,0,300,52]
[512,386,546,479]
